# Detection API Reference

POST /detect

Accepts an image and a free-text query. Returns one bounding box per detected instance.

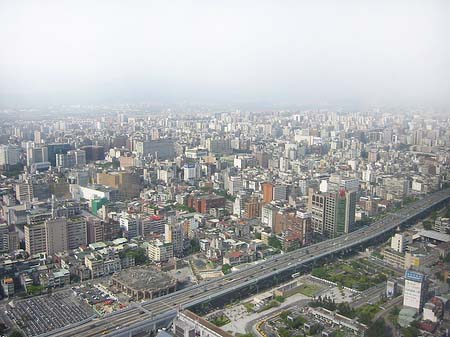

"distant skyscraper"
[262,182,274,203]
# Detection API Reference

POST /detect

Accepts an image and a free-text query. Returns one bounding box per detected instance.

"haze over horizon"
[0,0,449,108]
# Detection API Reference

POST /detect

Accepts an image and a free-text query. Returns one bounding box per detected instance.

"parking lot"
[73,284,127,316]
[6,290,95,336]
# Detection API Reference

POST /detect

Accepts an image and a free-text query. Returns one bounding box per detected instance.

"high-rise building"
[0,224,9,252]
[46,143,71,166]
[135,139,176,159]
[0,144,20,167]
[26,142,49,166]
[45,218,68,256]
[80,145,105,161]
[25,222,47,255]
[244,197,262,219]
[119,213,140,239]
[403,270,427,311]
[56,149,86,169]
[97,171,140,199]
[391,233,410,253]
[273,184,287,201]
[87,217,104,243]
[262,183,274,203]
[308,188,356,238]
[147,239,174,262]
[67,217,87,250]
[261,204,278,232]
[227,175,242,195]
[165,223,184,256]
[309,191,325,235]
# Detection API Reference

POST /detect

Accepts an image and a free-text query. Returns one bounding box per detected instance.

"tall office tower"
[309,191,325,235]
[97,171,140,199]
[165,223,184,256]
[73,149,86,167]
[45,218,68,255]
[15,181,34,203]
[25,222,47,255]
[273,184,287,201]
[119,214,139,239]
[56,149,86,169]
[134,139,176,159]
[0,144,20,167]
[87,217,104,244]
[323,188,357,238]
[262,182,274,203]
[0,224,9,252]
[26,143,49,166]
[34,130,42,143]
[46,143,71,166]
[308,188,356,239]
[404,270,427,311]
[67,217,87,250]
[227,175,242,195]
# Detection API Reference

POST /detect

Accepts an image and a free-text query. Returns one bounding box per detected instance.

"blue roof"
[405,270,424,282]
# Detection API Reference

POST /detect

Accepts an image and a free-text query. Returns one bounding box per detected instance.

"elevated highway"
[50,189,450,337]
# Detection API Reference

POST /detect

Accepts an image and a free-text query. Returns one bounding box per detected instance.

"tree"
[10,330,24,337]
[222,264,232,275]
[189,238,201,254]
[124,247,148,265]
[268,236,282,249]
[365,319,391,337]
[401,326,419,337]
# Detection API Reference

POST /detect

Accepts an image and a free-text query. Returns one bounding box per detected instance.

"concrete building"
[173,310,233,337]
[97,171,140,199]
[391,233,409,253]
[119,213,140,239]
[45,218,68,256]
[403,270,427,312]
[67,217,87,250]
[309,188,356,239]
[165,223,184,257]
[56,150,86,169]
[111,266,177,300]
[0,144,20,168]
[148,239,174,262]
[262,182,274,203]
[25,222,47,255]
[261,204,278,231]
[135,139,176,159]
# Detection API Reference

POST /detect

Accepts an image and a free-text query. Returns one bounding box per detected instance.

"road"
[49,188,450,337]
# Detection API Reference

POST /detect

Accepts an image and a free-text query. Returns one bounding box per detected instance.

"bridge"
[48,188,450,337]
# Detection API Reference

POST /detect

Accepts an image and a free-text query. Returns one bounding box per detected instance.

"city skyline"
[1,0,449,107]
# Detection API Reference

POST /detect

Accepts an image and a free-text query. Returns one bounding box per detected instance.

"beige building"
[45,218,68,256]
[147,239,173,262]
[25,222,47,255]
[67,217,87,250]
[97,171,140,199]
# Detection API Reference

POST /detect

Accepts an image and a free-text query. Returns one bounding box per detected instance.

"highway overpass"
[49,188,450,337]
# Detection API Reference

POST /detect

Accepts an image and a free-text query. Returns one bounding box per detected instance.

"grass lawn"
[210,315,231,327]
[298,284,322,297]
[243,302,255,312]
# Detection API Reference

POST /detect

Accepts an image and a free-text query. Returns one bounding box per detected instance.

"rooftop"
[112,266,176,290]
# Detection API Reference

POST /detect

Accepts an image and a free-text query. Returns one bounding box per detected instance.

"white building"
[390,233,409,253]
[403,270,426,311]
[0,144,20,166]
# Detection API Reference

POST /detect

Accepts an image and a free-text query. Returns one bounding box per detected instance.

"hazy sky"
[0,0,449,107]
